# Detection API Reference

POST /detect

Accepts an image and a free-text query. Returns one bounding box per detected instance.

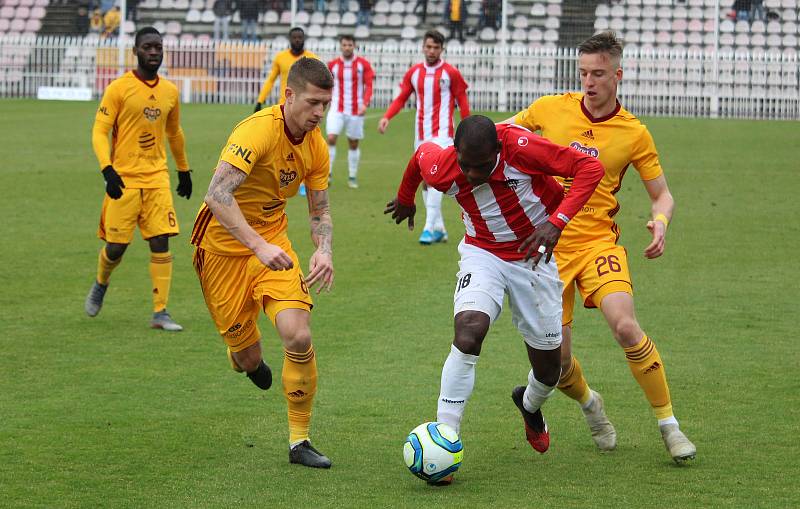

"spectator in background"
[76,6,90,34]
[449,0,464,42]
[733,0,751,20]
[213,0,235,40]
[315,0,327,14]
[357,0,371,26]
[238,0,261,42]
[89,8,103,34]
[413,0,428,23]
[749,0,765,21]
[102,5,121,38]
[480,0,500,30]
[99,0,115,13]
[126,0,140,22]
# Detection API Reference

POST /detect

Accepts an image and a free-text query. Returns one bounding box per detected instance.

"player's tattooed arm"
[308,189,333,255]
[207,161,246,207]
[204,161,294,271]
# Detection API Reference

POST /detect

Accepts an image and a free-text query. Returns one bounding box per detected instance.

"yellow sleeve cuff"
[654,213,669,228]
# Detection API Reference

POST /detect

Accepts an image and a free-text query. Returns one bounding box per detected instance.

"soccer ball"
[403,421,463,483]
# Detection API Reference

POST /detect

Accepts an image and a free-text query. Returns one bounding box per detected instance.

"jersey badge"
[430,164,438,175]
[143,107,161,121]
[280,169,298,188]
[517,136,528,147]
[569,141,600,158]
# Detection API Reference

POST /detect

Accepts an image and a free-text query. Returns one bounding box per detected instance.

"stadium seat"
[544,16,559,29]
[0,6,14,19]
[15,6,29,18]
[10,19,24,31]
[389,0,404,13]
[387,13,402,26]
[371,13,387,26]
[308,24,322,37]
[374,0,389,14]
[200,10,214,22]
[186,9,200,22]
[766,21,780,33]
[401,26,416,39]
[403,14,419,26]
[627,18,641,31]
[3,0,20,6]
[594,18,609,31]
[174,0,189,9]
[543,29,558,42]
[783,9,798,22]
[322,25,338,38]
[512,15,528,29]
[161,0,174,9]
[610,18,624,32]
[340,11,356,25]
[531,3,546,17]
[325,12,340,25]
[656,6,671,18]
[263,10,278,23]
[783,34,797,47]
[29,6,45,19]
[0,18,9,31]
[353,24,369,38]
[478,27,495,41]
[528,27,543,43]
[310,11,324,24]
[511,28,527,42]
[594,3,609,17]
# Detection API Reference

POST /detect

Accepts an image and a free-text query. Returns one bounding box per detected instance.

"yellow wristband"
[654,213,669,228]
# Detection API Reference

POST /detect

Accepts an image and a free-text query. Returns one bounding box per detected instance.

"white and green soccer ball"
[403,422,463,483]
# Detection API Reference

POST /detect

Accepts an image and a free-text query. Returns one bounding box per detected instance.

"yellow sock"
[624,335,673,420]
[97,248,121,285]
[558,356,592,406]
[149,252,173,313]
[283,346,318,444]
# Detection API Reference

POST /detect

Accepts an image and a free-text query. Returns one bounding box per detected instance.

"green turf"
[0,99,798,508]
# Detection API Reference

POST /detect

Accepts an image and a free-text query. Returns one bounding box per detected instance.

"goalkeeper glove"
[176,170,192,199]
[254,102,262,113]
[101,165,125,199]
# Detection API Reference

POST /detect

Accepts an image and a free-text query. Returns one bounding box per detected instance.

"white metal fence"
[1,34,798,119]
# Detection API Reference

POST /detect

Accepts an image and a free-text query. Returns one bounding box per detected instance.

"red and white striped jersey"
[384,60,470,143]
[396,124,604,261]
[328,55,375,115]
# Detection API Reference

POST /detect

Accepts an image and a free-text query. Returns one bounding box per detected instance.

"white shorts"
[414,136,453,151]
[453,240,563,350]
[326,110,364,140]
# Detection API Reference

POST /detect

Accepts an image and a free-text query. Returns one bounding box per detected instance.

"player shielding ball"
[385,116,604,483]
[506,31,696,463]
[192,57,335,468]
[85,26,192,331]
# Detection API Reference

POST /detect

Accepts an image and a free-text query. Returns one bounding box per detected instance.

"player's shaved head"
[454,116,501,186]
[578,31,623,65]
[134,26,161,47]
[455,115,498,155]
[287,57,334,92]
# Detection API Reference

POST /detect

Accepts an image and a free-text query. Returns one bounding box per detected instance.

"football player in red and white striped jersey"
[326,35,375,189]
[385,115,604,458]
[378,30,470,245]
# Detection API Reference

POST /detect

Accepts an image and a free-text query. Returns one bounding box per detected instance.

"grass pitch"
[0,99,798,508]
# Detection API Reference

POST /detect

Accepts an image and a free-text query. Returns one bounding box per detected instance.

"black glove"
[253,102,262,113]
[176,170,192,199]
[101,165,125,199]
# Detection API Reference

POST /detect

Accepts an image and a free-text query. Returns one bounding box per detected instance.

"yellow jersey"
[191,105,329,256]
[93,71,189,188]
[256,49,319,104]
[514,92,663,251]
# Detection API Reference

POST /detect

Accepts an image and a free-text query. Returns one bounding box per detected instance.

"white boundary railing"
[1,34,798,120]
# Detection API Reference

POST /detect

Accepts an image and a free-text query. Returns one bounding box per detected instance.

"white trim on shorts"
[452,239,563,350]
[326,110,365,140]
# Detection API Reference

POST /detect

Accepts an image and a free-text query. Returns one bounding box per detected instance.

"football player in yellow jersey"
[85,27,192,331]
[254,27,319,111]
[506,31,696,463]
[192,57,335,468]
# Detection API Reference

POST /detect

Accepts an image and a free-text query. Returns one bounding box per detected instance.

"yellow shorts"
[556,244,633,326]
[97,187,179,243]
[193,235,313,352]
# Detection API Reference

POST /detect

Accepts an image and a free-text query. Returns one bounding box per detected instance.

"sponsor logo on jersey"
[286,153,294,161]
[287,389,307,399]
[569,141,600,158]
[505,178,521,190]
[517,136,529,147]
[148,94,156,101]
[280,169,298,188]
[226,143,254,164]
[430,164,438,175]
[143,107,161,121]
[139,132,156,150]
[580,129,595,139]
[545,331,560,338]
[98,106,109,116]
[557,212,570,224]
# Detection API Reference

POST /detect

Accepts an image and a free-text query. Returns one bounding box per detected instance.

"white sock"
[658,416,679,428]
[424,187,443,232]
[523,369,556,414]
[437,344,479,434]
[328,145,336,176]
[348,148,360,179]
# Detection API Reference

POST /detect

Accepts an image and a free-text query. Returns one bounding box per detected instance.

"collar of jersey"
[132,70,159,88]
